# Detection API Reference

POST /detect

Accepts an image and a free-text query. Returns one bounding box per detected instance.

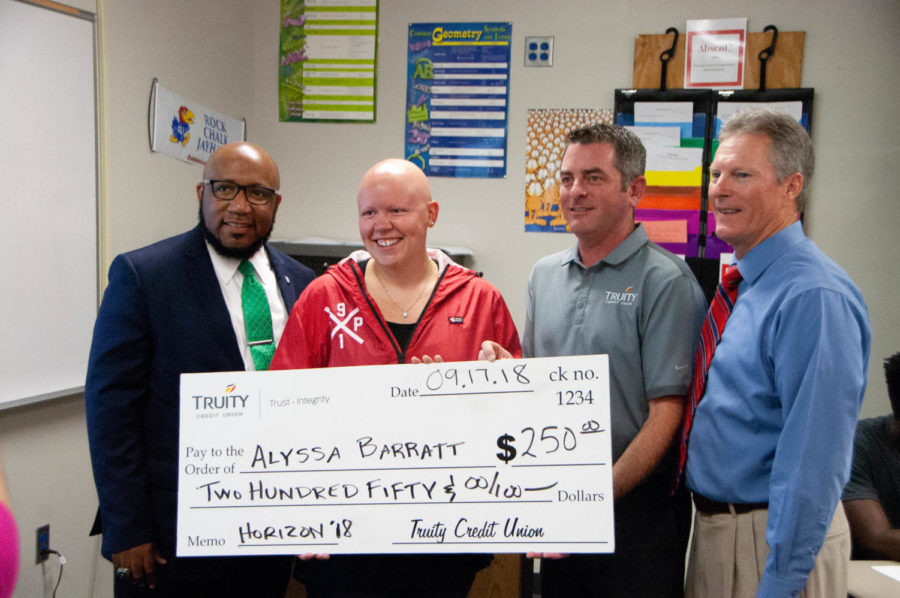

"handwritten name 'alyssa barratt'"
[410,516,544,543]
[249,437,465,469]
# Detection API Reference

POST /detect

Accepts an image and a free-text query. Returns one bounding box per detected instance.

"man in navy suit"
[86,142,314,597]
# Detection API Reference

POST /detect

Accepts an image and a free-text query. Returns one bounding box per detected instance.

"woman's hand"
[410,355,443,364]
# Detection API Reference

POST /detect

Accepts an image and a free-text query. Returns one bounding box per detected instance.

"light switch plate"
[525,36,553,67]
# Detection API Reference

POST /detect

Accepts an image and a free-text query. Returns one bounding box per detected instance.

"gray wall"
[2,1,898,596]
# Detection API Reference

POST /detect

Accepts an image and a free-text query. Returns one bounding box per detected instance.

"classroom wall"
[1,1,897,597]
[248,0,900,422]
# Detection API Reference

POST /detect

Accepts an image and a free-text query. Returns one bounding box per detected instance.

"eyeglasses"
[203,180,278,205]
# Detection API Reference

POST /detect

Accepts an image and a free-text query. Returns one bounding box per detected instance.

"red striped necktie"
[676,264,742,485]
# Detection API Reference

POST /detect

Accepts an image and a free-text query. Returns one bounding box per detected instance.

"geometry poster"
[405,22,511,177]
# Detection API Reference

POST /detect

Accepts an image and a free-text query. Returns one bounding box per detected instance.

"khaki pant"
[685,502,849,597]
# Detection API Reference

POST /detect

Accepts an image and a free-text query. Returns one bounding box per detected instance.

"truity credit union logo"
[604,286,637,306]
[192,383,249,420]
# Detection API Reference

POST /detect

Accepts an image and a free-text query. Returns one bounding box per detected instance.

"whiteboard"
[0,0,98,408]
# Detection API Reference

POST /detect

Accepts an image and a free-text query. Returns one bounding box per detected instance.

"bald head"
[204,142,280,190]
[197,141,282,259]
[358,158,431,207]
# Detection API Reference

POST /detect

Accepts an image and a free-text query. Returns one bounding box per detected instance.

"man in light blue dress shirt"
[684,110,871,598]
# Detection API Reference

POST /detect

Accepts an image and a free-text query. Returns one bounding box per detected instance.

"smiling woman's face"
[356,160,437,271]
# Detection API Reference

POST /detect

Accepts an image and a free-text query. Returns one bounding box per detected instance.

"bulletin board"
[632,30,805,91]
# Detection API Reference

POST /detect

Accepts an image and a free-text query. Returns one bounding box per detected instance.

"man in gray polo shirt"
[485,123,706,596]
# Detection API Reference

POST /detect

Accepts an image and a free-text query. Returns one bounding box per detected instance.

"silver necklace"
[373,263,434,318]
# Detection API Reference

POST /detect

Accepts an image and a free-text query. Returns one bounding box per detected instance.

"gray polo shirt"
[524,224,706,461]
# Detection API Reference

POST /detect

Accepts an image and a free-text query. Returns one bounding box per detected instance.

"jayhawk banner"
[150,80,246,165]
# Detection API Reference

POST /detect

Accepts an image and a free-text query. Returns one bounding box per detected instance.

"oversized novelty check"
[177,356,613,556]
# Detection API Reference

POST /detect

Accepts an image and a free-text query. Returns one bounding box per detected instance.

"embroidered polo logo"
[603,286,637,306]
[448,316,464,324]
[325,302,364,348]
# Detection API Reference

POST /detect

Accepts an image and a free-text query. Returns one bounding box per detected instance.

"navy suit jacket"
[85,225,314,560]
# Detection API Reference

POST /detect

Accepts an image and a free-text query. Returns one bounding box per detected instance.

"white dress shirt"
[205,242,288,371]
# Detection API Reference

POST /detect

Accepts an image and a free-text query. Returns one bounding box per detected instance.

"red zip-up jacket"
[271,249,521,369]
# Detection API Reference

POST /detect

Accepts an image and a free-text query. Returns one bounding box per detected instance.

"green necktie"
[238,260,275,371]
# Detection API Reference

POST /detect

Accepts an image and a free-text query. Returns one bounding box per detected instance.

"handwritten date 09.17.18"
[424,364,531,392]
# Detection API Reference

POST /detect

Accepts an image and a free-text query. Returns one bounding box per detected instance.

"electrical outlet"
[35,524,49,564]
[525,36,554,67]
